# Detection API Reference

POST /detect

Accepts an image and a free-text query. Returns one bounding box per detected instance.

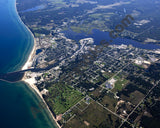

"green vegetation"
[46,83,84,115]
[112,76,129,92]
[70,26,89,33]
[17,0,160,127]
[32,27,50,35]
[89,13,112,21]
[43,73,49,78]
[133,63,144,69]
[68,12,114,34]
[102,72,113,79]
[103,74,110,79]
[34,33,42,37]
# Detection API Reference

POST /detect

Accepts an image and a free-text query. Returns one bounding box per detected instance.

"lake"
[62,29,160,50]
[0,0,57,127]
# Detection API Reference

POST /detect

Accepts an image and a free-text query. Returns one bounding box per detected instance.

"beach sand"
[21,38,36,70]
[21,39,61,128]
[15,1,61,128]
[21,32,61,128]
[22,74,61,128]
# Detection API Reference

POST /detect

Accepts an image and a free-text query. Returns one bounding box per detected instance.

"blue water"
[63,29,160,50]
[0,0,57,127]
[36,49,42,55]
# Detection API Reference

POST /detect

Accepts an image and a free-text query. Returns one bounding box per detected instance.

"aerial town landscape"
[13,0,160,127]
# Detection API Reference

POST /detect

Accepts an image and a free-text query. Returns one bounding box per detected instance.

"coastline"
[22,75,61,128]
[15,1,61,128]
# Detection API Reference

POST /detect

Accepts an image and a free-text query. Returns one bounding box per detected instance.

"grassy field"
[112,75,129,92]
[46,83,84,115]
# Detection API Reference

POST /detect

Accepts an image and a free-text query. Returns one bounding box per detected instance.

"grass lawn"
[46,83,84,115]
[112,75,129,92]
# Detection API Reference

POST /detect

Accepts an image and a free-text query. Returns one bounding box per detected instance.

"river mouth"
[0,0,57,127]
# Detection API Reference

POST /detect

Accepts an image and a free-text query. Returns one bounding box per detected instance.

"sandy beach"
[21,38,61,128]
[22,74,61,128]
[15,1,61,128]
[21,39,61,128]
[21,38,36,70]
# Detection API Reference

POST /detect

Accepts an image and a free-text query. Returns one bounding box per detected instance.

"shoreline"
[15,1,61,128]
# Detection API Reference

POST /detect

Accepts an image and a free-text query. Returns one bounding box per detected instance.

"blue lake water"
[63,29,160,50]
[0,0,57,127]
